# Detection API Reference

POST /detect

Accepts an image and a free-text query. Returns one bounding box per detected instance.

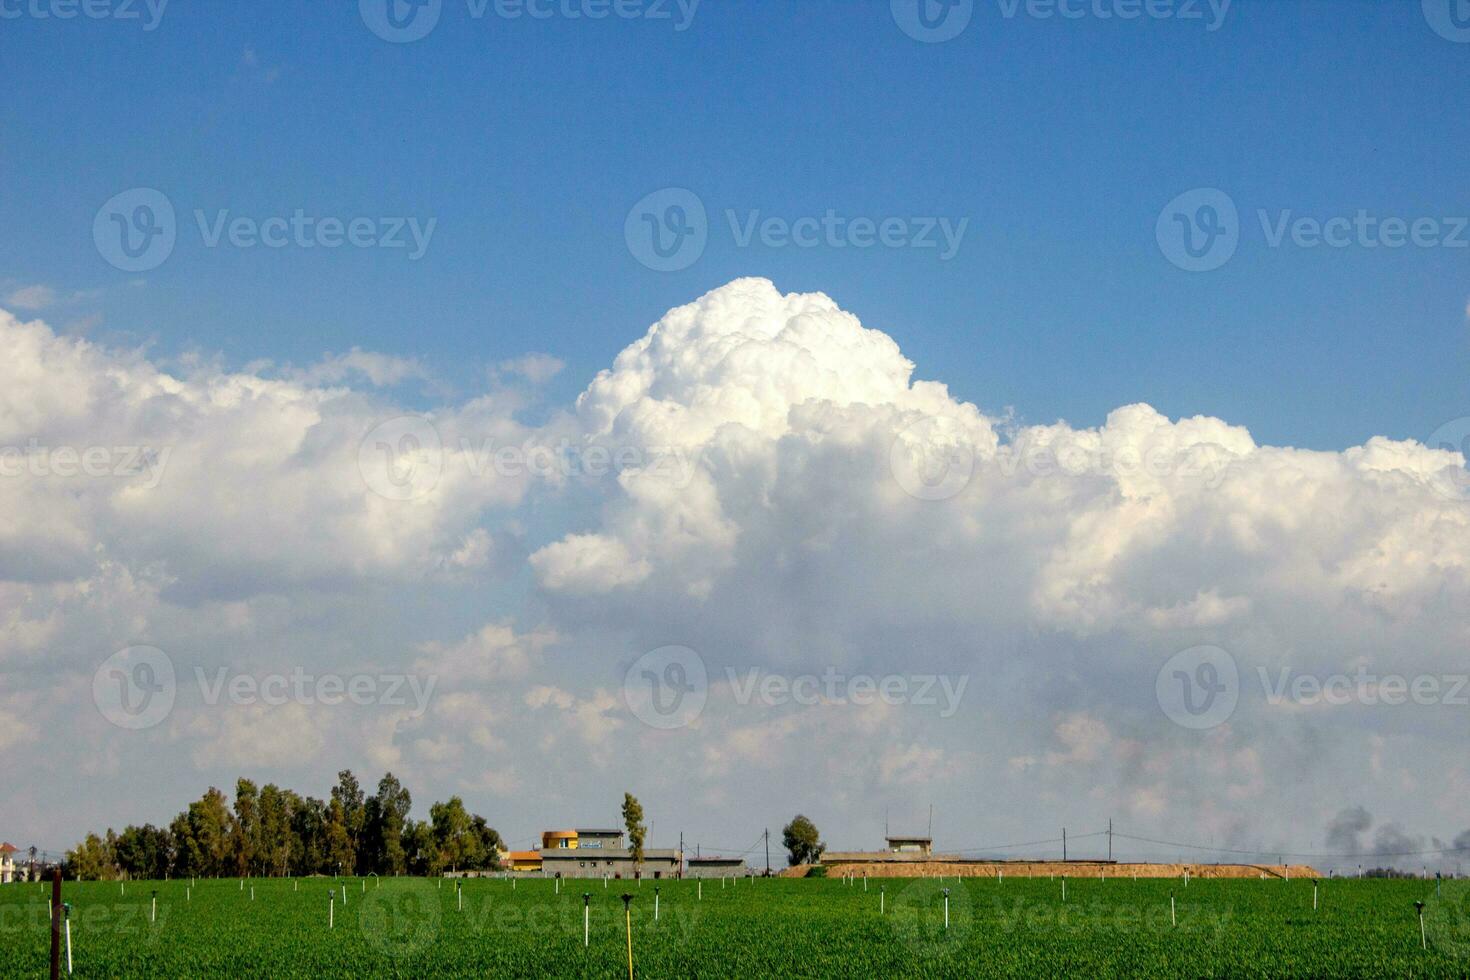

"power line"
[948,830,1108,855]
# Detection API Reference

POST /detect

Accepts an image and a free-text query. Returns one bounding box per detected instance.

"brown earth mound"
[782,860,1319,879]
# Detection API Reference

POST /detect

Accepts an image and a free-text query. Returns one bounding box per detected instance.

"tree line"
[65,771,503,880]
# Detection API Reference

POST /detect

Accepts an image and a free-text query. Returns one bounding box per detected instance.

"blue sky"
[3,0,1466,450]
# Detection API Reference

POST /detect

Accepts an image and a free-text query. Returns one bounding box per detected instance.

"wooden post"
[49,868,61,980]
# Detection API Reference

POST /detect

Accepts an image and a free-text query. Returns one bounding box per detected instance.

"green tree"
[290,795,329,875]
[256,784,293,876]
[187,787,234,877]
[403,818,437,876]
[325,798,354,876]
[622,792,646,868]
[429,796,479,871]
[114,824,172,880]
[66,832,116,880]
[470,815,503,871]
[365,772,412,875]
[167,811,195,878]
[331,770,365,873]
[231,778,260,876]
[782,814,824,866]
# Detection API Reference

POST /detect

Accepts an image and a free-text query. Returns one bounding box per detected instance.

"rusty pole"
[49,867,61,980]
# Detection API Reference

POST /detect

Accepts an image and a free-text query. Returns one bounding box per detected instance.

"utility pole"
[765,829,771,877]
[678,832,684,880]
[1063,828,1067,863]
[1108,819,1112,862]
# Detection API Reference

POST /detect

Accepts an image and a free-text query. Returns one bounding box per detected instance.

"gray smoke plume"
[1325,806,1371,856]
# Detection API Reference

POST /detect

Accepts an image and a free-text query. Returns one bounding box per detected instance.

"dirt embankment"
[783,861,1319,879]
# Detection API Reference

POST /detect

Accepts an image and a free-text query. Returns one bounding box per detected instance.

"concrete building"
[685,856,746,878]
[572,829,624,850]
[541,847,681,879]
[512,823,682,878]
[823,835,943,866]
[0,844,15,884]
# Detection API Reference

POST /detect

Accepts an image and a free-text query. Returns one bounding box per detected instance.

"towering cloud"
[2,280,1467,862]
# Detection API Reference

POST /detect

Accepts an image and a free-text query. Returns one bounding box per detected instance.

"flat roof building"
[573,829,624,849]
[685,856,746,878]
[505,850,544,872]
[540,847,681,879]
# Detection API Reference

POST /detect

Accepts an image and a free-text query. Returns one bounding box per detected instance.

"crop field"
[3,874,1469,977]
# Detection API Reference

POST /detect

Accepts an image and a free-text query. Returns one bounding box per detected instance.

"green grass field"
[2,874,1468,977]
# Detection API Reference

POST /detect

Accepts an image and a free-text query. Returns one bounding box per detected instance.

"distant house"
[505,850,544,873]
[541,847,681,879]
[823,834,942,865]
[685,856,746,878]
[0,843,16,883]
[572,829,624,850]
[886,836,933,857]
[541,830,578,850]
[500,824,684,878]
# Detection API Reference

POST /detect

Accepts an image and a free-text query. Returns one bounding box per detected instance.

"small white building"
[0,843,17,883]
